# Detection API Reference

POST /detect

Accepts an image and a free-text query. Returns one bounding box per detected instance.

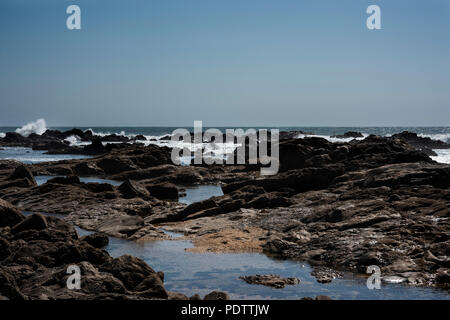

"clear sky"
[0,0,449,127]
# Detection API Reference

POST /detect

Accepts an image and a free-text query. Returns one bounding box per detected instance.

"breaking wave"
[418,133,450,144]
[431,149,450,164]
[295,133,368,143]
[15,119,47,137]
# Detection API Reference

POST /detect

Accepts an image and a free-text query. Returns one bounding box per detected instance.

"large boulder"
[132,135,147,141]
[46,176,81,185]
[0,199,25,228]
[118,180,150,199]
[392,131,450,149]
[97,158,135,175]
[96,215,144,238]
[331,131,363,139]
[0,211,183,300]
[3,132,28,143]
[8,165,37,186]
[97,134,130,142]
[100,255,168,298]
[239,274,300,288]
[203,291,229,300]
[32,141,73,153]
[72,162,101,176]
[83,139,105,155]
[81,233,109,249]
[11,214,48,234]
[146,182,178,200]
[0,178,37,190]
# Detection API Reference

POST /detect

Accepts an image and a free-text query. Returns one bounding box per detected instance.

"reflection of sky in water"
[23,211,448,300]
[35,176,121,186]
[0,147,91,164]
[18,166,450,300]
[179,185,224,205]
[100,233,450,300]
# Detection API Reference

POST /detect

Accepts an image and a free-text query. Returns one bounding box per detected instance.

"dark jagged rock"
[85,182,115,193]
[146,182,178,200]
[33,141,72,153]
[315,295,332,300]
[41,129,66,140]
[72,162,101,176]
[96,215,144,238]
[42,128,92,141]
[310,267,343,283]
[0,128,128,154]
[239,274,300,288]
[99,255,167,298]
[203,291,229,300]
[3,132,28,143]
[97,134,130,143]
[118,180,150,199]
[81,233,109,249]
[11,213,48,234]
[0,177,37,190]
[331,131,364,139]
[133,135,147,141]
[47,176,81,185]
[0,200,185,300]
[83,139,105,155]
[279,130,313,140]
[0,199,25,228]
[392,131,450,150]
[97,158,136,175]
[247,193,293,209]
[8,165,36,186]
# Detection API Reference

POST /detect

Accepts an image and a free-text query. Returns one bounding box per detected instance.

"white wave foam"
[142,137,239,162]
[87,129,130,138]
[418,133,450,144]
[86,128,110,137]
[431,149,450,164]
[64,135,90,147]
[64,135,80,146]
[296,133,368,143]
[15,119,47,137]
[0,132,5,138]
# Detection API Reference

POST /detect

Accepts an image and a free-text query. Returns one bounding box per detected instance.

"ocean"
[1,126,450,164]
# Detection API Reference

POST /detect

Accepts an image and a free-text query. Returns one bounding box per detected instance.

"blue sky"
[0,0,449,126]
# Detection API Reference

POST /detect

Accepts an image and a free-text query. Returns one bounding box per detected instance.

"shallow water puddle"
[103,237,450,300]
[35,175,122,186]
[179,185,224,205]
[33,179,222,206]
[0,147,91,164]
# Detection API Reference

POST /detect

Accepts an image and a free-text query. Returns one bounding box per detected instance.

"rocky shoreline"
[1,128,449,299]
[0,200,232,300]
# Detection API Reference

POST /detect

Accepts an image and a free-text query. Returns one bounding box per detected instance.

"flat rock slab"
[239,274,300,288]
[311,267,344,283]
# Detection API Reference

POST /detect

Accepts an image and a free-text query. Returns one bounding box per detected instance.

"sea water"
[0,147,91,164]
[22,209,450,300]
[2,126,448,164]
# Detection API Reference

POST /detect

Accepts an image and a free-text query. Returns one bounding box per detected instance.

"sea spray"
[15,119,47,137]
[418,133,450,144]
